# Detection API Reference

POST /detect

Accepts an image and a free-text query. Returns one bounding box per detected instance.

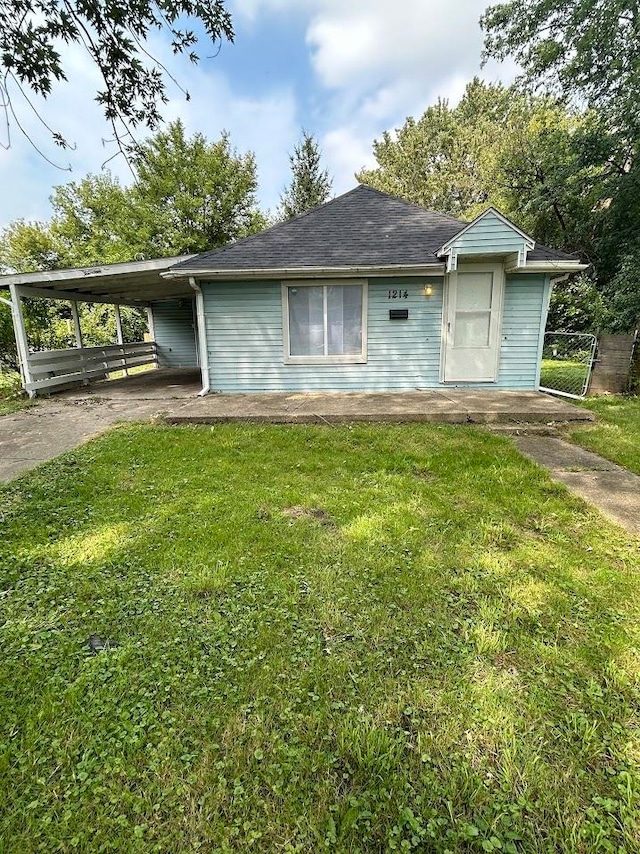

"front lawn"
[1,424,639,852]
[569,395,640,475]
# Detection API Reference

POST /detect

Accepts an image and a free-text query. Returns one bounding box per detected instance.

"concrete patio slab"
[514,436,640,535]
[163,390,594,426]
[57,367,202,400]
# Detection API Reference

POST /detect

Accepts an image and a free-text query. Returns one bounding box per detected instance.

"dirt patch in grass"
[282,505,336,525]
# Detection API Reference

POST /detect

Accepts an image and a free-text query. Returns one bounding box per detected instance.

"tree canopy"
[0,121,266,368]
[0,0,233,159]
[357,77,638,332]
[480,1,640,331]
[129,121,265,255]
[0,120,265,274]
[481,0,640,138]
[279,131,333,219]
[358,79,602,253]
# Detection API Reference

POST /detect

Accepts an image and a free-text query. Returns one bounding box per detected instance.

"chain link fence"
[539,332,597,399]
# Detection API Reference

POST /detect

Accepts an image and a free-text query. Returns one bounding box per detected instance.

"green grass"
[567,396,640,475]
[540,359,589,396]
[0,370,34,416]
[1,424,640,852]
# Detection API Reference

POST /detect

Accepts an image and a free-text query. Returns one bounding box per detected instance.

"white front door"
[442,266,504,382]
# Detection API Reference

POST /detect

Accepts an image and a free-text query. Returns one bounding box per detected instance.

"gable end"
[438,208,535,272]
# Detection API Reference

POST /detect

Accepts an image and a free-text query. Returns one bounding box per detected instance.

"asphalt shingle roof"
[173,185,580,273]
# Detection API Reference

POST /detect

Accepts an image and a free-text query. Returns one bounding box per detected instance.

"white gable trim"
[438,207,535,257]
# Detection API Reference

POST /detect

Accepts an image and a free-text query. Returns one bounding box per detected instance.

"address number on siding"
[388,289,408,299]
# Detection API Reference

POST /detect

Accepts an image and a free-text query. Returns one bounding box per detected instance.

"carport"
[0,256,208,397]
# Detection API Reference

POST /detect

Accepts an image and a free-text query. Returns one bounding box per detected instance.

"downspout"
[536,272,571,391]
[189,276,210,396]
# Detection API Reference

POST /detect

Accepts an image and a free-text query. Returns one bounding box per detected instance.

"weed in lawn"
[182,560,232,598]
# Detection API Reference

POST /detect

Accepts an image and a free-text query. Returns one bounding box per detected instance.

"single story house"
[2,186,586,397]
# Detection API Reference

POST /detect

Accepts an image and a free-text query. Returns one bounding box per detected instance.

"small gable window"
[283,281,368,364]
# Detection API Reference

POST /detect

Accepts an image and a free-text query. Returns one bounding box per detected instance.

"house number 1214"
[388,289,408,299]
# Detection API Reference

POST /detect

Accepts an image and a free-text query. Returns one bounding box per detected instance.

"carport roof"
[0,255,195,305]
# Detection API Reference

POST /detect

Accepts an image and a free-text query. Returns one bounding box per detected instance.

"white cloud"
[0,34,298,227]
[322,126,377,195]
[232,0,517,195]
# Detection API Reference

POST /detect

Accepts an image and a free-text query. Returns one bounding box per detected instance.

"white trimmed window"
[282,280,368,364]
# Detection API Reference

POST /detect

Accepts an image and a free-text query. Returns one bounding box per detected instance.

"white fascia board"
[438,207,535,256]
[505,261,589,274]
[0,255,194,288]
[162,264,447,280]
[12,283,153,305]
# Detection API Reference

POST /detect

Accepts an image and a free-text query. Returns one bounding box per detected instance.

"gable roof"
[439,206,535,256]
[169,185,582,276]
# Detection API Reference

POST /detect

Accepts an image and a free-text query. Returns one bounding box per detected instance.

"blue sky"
[0,0,515,229]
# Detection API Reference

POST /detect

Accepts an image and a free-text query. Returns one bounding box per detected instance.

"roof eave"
[0,255,194,288]
[506,260,589,274]
[163,263,447,280]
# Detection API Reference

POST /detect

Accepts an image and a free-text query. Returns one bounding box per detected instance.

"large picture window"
[283,281,367,364]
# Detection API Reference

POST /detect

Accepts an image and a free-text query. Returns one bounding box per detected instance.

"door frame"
[440,262,505,383]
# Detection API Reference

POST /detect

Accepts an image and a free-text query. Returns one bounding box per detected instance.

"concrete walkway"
[514,436,640,535]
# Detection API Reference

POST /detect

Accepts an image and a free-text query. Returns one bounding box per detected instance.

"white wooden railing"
[24,341,157,395]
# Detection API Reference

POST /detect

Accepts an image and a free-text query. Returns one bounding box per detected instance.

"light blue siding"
[202,274,546,392]
[448,210,526,257]
[150,299,198,368]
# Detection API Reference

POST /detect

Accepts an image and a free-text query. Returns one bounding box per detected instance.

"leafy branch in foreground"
[0,0,234,164]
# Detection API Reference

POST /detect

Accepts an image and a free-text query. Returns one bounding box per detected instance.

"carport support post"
[70,300,88,384]
[114,303,128,376]
[71,300,83,349]
[8,285,34,395]
[145,307,158,368]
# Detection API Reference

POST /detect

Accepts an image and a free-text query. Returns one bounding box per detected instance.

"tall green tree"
[358,79,601,254]
[0,122,266,367]
[279,131,333,219]
[48,174,134,268]
[481,0,640,137]
[128,120,265,255]
[358,80,512,219]
[482,0,640,331]
[0,122,266,271]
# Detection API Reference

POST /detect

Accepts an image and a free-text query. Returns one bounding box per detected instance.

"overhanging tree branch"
[0,0,233,164]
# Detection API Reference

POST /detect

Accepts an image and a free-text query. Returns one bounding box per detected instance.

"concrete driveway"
[0,397,175,482]
[1,368,201,482]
